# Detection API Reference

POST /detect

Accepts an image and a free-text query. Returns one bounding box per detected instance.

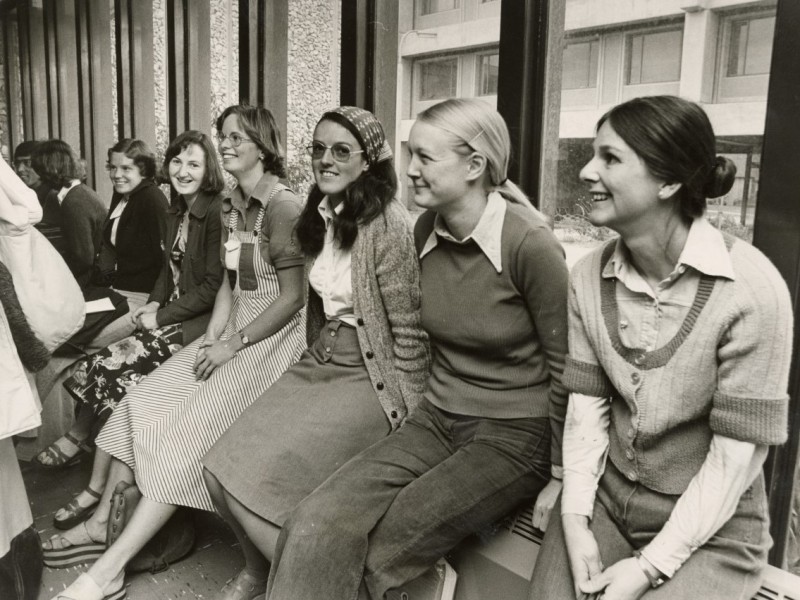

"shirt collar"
[602,217,736,281]
[57,179,81,203]
[419,191,506,273]
[230,172,279,214]
[317,196,344,227]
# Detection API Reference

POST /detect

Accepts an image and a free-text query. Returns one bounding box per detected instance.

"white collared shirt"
[109,197,129,246]
[419,191,507,273]
[57,179,81,205]
[308,197,356,326]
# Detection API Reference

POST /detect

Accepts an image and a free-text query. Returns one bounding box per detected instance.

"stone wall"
[286,0,341,197]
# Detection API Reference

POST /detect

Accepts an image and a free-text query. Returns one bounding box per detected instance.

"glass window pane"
[744,16,775,75]
[420,0,459,15]
[477,53,499,96]
[418,58,458,100]
[727,20,748,76]
[627,35,643,84]
[563,40,598,89]
[627,29,681,84]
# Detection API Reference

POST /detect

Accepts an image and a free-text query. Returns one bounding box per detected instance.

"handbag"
[0,221,85,352]
[107,481,196,573]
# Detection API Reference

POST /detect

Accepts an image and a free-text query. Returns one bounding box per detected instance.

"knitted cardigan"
[306,200,430,430]
[563,235,793,494]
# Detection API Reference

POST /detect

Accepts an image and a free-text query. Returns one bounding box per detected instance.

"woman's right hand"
[562,513,604,598]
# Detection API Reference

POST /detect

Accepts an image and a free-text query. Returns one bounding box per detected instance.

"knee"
[202,468,224,504]
[283,493,347,539]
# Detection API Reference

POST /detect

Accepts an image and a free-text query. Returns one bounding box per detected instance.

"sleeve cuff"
[710,391,788,445]
[640,521,696,578]
[563,357,615,397]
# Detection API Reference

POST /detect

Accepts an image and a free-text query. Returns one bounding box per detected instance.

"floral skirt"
[63,324,183,438]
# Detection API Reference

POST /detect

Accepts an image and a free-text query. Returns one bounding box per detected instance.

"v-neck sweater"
[563,236,793,494]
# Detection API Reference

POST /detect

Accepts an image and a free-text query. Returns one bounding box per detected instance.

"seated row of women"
[38,94,792,600]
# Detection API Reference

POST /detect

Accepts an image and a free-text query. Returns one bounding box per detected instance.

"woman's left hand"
[193,338,237,381]
[136,311,159,330]
[581,557,651,600]
[531,477,562,532]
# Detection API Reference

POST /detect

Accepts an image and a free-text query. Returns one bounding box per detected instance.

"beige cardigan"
[306,200,430,430]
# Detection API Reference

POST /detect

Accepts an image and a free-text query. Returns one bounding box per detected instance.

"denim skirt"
[202,320,390,526]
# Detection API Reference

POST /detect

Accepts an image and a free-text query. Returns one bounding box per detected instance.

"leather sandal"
[36,432,92,469]
[221,569,268,600]
[54,486,103,530]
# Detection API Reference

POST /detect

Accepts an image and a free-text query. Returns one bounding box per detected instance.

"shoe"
[54,486,103,530]
[36,432,92,468]
[43,522,106,568]
[50,572,126,600]
[221,569,268,600]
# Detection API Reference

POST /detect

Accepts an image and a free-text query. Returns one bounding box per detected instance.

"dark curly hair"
[107,138,157,179]
[160,130,225,194]
[296,112,398,255]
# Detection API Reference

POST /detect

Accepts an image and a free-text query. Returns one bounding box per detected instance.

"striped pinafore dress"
[96,190,306,511]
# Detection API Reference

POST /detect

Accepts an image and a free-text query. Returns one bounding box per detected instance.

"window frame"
[715,9,776,104]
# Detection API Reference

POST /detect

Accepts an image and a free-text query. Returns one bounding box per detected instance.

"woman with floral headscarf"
[201,106,429,600]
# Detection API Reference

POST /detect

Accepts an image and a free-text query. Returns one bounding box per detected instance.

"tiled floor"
[21,456,244,600]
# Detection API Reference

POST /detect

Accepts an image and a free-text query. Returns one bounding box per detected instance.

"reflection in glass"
[418,58,459,101]
[562,40,599,90]
[476,53,499,96]
[625,29,682,85]
[727,16,775,77]
[419,0,460,15]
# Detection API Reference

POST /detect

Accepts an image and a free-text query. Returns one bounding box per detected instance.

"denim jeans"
[528,461,769,600]
[267,398,552,600]
[0,525,43,600]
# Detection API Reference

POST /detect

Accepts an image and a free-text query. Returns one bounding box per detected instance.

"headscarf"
[320,106,393,165]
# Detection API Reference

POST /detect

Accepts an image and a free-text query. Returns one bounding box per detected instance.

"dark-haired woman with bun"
[529,95,793,600]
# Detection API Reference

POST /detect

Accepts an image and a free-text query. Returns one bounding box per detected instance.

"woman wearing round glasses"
[49,105,308,600]
[202,105,429,600]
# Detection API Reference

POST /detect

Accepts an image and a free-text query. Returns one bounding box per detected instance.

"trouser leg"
[267,400,455,600]
[364,414,551,599]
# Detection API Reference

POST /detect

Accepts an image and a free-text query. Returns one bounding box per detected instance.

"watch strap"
[633,550,666,588]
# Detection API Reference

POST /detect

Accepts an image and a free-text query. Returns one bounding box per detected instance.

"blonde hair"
[416,98,544,220]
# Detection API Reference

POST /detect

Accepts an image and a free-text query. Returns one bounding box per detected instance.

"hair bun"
[703,155,737,199]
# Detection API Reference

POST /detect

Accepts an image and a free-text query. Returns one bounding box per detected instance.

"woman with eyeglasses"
[265,98,569,600]
[48,105,308,600]
[40,130,224,538]
[201,106,429,600]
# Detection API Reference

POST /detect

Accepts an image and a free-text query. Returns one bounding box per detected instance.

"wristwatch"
[238,330,251,347]
[634,550,666,588]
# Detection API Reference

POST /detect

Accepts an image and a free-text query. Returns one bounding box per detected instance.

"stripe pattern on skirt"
[96,223,306,511]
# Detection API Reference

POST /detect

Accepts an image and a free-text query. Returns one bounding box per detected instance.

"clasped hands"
[563,514,651,600]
